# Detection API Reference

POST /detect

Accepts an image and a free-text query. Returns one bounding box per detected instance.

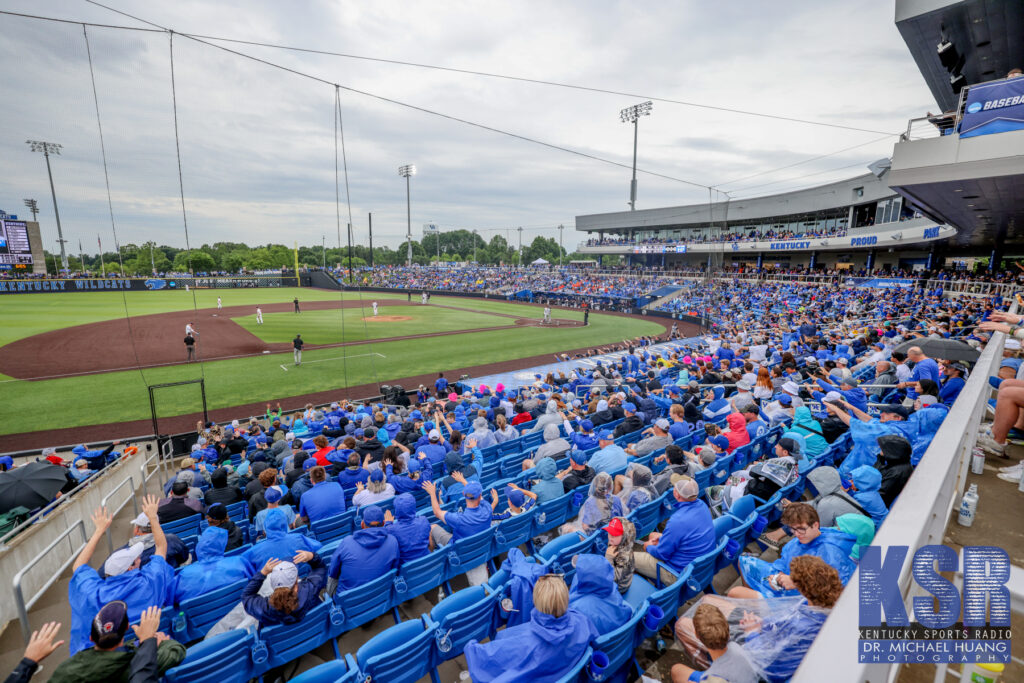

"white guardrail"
[793,304,1015,681]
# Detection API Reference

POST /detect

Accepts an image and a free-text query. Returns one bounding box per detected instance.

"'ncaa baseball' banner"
[960,76,1024,138]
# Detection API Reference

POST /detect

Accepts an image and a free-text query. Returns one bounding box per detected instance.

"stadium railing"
[3,439,161,641]
[793,303,1020,681]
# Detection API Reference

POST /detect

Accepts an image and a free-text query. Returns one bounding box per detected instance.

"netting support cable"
[333,86,350,395]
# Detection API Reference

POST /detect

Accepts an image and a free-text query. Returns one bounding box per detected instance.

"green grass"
[0,292,665,437]
[236,305,514,345]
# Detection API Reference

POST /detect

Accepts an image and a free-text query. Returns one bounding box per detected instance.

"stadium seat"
[429,584,500,665]
[162,514,202,538]
[162,628,255,683]
[644,564,694,632]
[490,507,537,560]
[446,526,495,586]
[288,655,362,683]
[255,600,336,674]
[310,509,356,543]
[627,491,669,539]
[537,531,606,582]
[394,546,451,615]
[329,568,399,637]
[354,618,440,683]
[711,454,733,486]
[678,537,728,603]
[588,604,646,682]
[529,490,575,539]
[173,578,248,643]
[521,431,544,449]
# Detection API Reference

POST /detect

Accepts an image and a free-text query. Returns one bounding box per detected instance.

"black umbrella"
[0,461,68,513]
[893,338,980,363]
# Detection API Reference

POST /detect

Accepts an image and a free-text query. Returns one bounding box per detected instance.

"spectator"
[634,477,716,585]
[254,486,297,536]
[531,424,571,462]
[157,481,203,524]
[203,467,243,507]
[874,434,913,508]
[336,451,370,489]
[529,458,565,503]
[326,506,401,594]
[68,497,173,655]
[493,414,519,442]
[560,449,596,492]
[588,430,628,474]
[603,516,636,594]
[172,527,250,604]
[241,508,322,574]
[568,554,632,635]
[424,480,492,548]
[352,469,397,506]
[626,418,673,457]
[651,444,694,494]
[671,603,759,683]
[297,466,346,525]
[205,502,245,551]
[464,574,598,681]
[575,472,625,535]
[4,621,64,683]
[241,552,327,626]
[848,465,888,529]
[383,493,431,562]
[613,402,643,437]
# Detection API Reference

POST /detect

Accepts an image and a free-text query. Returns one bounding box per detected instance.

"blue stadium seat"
[225,500,247,522]
[645,564,694,631]
[490,507,537,560]
[289,655,362,683]
[311,509,356,543]
[521,431,544,449]
[529,490,575,538]
[329,568,398,637]
[162,514,202,538]
[354,618,440,683]
[711,454,733,486]
[678,537,728,603]
[692,465,713,495]
[162,628,254,683]
[429,585,500,665]
[496,440,520,457]
[629,492,670,540]
[588,605,646,682]
[446,526,495,585]
[394,546,451,612]
[537,531,606,582]
[255,600,336,674]
[173,578,248,643]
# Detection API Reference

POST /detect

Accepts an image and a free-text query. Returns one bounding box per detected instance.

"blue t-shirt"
[444,503,492,541]
[668,421,690,441]
[298,481,346,522]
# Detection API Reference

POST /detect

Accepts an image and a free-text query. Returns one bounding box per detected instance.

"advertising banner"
[960,77,1024,138]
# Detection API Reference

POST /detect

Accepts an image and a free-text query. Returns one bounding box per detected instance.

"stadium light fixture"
[399,164,417,266]
[619,101,652,211]
[22,199,39,222]
[25,140,69,271]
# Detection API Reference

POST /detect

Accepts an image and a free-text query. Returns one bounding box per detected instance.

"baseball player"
[256,307,264,324]
[217,296,222,310]
[670,322,678,339]
[372,301,379,316]
[421,291,428,305]
[543,306,551,324]
[185,321,198,337]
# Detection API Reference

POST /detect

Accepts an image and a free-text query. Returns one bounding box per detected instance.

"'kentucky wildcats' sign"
[859,545,1011,663]
[960,77,1024,138]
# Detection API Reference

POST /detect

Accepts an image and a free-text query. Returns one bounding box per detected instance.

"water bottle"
[971,448,986,475]
[957,484,979,527]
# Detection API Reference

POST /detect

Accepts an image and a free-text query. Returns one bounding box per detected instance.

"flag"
[98,235,102,251]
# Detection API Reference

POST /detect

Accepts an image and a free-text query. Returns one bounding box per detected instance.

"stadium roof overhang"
[888,128,1024,247]
[896,0,1024,112]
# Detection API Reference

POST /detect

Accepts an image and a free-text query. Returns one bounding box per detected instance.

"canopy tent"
[530,258,550,266]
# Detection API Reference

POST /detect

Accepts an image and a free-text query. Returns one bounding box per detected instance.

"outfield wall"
[0,275,297,294]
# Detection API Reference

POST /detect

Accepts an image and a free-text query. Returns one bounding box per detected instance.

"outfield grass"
[0,291,665,436]
[235,305,514,345]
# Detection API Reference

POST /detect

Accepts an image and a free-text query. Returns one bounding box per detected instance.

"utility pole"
[517,226,523,267]
[558,224,564,266]
[346,223,353,283]
[150,242,156,274]
[619,102,653,211]
[322,235,326,269]
[398,165,416,266]
[368,213,374,268]
[26,141,69,270]
[98,235,105,275]
[78,239,84,275]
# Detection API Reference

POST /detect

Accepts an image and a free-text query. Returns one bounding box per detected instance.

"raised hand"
[260,558,281,576]
[131,606,162,643]
[292,550,314,564]
[90,507,113,534]
[23,621,63,664]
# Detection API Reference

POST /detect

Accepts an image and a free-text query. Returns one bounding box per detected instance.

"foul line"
[285,352,387,371]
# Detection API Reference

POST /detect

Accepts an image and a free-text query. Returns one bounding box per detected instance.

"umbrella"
[0,461,68,513]
[893,338,980,363]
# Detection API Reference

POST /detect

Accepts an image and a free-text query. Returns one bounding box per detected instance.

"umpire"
[293,334,304,366]
[184,332,196,362]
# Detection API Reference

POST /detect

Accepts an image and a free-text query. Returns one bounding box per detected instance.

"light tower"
[619,101,653,211]
[26,140,69,269]
[398,164,416,266]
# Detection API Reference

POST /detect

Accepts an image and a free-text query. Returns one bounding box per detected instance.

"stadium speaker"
[937,40,960,71]
[950,71,967,94]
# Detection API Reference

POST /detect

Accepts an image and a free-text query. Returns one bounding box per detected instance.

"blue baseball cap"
[362,506,384,525]
[710,435,730,451]
[303,458,317,471]
[507,487,525,508]
[407,458,422,473]
[580,419,594,432]
[369,469,384,482]
[570,450,589,466]
[411,410,423,420]
[598,430,615,441]
[264,485,284,503]
[623,402,637,413]
[463,481,483,499]
[778,394,793,406]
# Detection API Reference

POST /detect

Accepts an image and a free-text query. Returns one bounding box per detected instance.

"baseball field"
[0,287,668,448]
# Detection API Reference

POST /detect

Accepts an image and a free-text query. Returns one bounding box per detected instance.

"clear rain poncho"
[578,472,624,534]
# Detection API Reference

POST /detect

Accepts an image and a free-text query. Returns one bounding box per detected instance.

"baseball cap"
[130,512,151,528]
[411,410,423,420]
[778,394,793,406]
[597,429,615,441]
[362,506,385,525]
[370,469,385,482]
[841,377,859,387]
[709,435,730,451]
[207,502,228,521]
[428,429,441,442]
[463,481,483,499]
[654,418,670,430]
[580,419,594,432]
[265,485,284,503]
[507,487,525,508]
[603,517,624,536]
[823,391,843,403]
[623,402,637,413]
[303,458,317,471]
[268,561,299,590]
[103,542,145,576]
[673,476,699,500]
[570,450,589,466]
[879,404,910,418]
[91,601,129,648]
[407,458,422,473]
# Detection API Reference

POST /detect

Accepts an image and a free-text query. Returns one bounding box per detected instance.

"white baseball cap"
[103,542,145,576]
[131,512,151,528]
[782,381,800,395]
[268,561,299,590]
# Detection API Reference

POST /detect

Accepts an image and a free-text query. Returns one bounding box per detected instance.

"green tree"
[172,250,217,273]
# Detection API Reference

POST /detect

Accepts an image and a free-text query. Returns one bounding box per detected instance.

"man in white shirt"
[185,322,198,336]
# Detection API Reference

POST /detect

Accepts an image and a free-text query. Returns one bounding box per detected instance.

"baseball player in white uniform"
[256,307,264,324]
[372,301,379,316]
[185,321,198,336]
[217,296,222,310]
[421,292,428,305]
[543,306,551,324]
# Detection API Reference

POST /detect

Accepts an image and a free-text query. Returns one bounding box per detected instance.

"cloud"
[0,0,935,254]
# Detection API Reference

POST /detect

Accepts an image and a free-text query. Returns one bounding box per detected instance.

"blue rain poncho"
[501,549,550,628]
[172,527,251,604]
[849,465,888,529]
[531,458,565,503]
[68,556,174,654]
[384,493,430,562]
[893,404,949,466]
[839,418,903,478]
[568,555,633,635]
[464,607,598,683]
[738,527,856,598]
[742,598,832,683]
[789,407,828,458]
[241,507,322,574]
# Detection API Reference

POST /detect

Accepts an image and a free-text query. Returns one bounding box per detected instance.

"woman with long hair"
[754,367,775,400]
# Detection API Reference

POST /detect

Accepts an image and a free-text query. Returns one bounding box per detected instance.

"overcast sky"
[0,1,936,254]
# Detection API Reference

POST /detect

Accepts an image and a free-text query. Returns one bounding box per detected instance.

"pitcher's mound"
[363,315,412,322]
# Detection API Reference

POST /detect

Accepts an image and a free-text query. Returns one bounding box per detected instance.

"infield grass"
[0,291,664,437]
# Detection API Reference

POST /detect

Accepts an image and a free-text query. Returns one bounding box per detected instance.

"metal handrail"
[12,519,88,643]
[100,475,139,554]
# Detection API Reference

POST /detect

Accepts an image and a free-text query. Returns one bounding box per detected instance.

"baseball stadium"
[0,2,1023,683]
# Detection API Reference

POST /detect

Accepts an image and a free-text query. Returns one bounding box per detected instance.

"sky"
[0,0,937,255]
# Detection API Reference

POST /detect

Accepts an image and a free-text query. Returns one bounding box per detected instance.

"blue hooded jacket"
[464,607,598,683]
[328,524,400,591]
[850,465,888,529]
[68,555,174,654]
[385,493,431,562]
[531,458,564,503]
[569,555,633,635]
[647,499,716,572]
[894,404,949,466]
[241,508,322,575]
[173,527,251,604]
[840,418,904,478]
[739,527,856,598]
[702,387,731,421]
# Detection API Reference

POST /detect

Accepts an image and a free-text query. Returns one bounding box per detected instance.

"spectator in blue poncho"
[824,400,907,478]
[172,527,250,604]
[568,554,633,635]
[241,507,321,575]
[847,465,888,529]
[383,493,431,562]
[464,574,598,683]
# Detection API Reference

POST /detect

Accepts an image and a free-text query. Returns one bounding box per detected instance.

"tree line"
[40,230,588,275]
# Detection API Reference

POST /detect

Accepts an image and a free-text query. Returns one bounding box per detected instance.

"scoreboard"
[0,219,34,270]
